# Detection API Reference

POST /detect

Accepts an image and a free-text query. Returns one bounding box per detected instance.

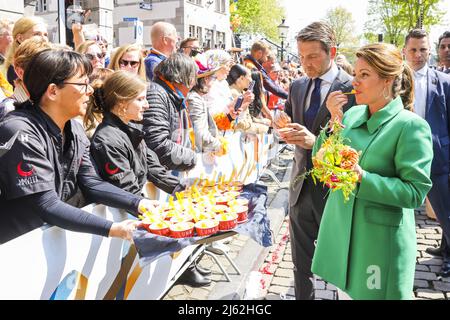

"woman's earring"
[382,87,390,100]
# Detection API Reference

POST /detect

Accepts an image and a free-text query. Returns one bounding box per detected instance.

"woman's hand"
[227,97,243,119]
[326,91,347,123]
[353,164,363,183]
[241,91,254,111]
[109,220,141,241]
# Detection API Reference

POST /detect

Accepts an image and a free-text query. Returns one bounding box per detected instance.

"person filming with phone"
[227,64,269,134]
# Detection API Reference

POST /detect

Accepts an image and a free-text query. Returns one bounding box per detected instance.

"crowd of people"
[0,13,449,300]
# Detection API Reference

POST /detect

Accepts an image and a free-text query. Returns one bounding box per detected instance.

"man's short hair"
[405,28,429,46]
[251,41,269,55]
[438,31,450,46]
[180,37,198,49]
[296,21,336,54]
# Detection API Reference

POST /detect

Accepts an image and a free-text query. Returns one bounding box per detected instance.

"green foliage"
[366,0,446,46]
[231,0,286,41]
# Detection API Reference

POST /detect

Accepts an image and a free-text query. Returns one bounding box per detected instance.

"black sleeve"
[146,147,185,194]
[262,72,289,99]
[77,142,143,216]
[25,190,113,237]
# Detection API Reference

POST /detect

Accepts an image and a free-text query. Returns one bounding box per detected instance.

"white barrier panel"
[0,204,198,300]
[0,131,278,300]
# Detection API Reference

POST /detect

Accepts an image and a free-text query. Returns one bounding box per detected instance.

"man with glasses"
[144,22,178,81]
[179,37,202,57]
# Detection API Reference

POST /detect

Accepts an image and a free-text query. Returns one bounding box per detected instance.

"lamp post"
[277,18,289,62]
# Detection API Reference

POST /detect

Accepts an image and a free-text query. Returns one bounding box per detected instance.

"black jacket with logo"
[90,112,183,196]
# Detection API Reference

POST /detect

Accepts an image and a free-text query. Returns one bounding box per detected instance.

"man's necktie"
[304,77,322,131]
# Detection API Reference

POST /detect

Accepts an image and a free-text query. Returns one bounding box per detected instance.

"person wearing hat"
[187,56,226,155]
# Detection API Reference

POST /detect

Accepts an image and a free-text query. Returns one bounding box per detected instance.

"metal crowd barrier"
[0,132,278,300]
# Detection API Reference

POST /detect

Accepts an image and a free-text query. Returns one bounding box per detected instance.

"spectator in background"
[5,16,48,87]
[249,70,272,126]
[267,63,285,111]
[108,43,146,80]
[203,49,242,130]
[143,53,198,172]
[180,37,202,58]
[335,54,354,76]
[187,59,224,154]
[0,19,13,66]
[437,31,450,74]
[0,37,52,120]
[144,21,178,80]
[244,41,288,102]
[76,40,105,69]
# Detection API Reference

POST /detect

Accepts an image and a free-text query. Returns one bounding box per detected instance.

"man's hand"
[138,199,160,214]
[278,123,316,149]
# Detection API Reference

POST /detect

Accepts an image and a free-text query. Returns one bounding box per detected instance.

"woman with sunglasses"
[76,40,105,69]
[0,50,158,244]
[108,44,145,80]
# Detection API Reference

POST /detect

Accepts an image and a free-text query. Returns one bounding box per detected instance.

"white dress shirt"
[413,64,428,119]
[305,63,339,111]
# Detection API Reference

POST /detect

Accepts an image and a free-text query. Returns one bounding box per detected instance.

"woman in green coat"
[311,43,433,299]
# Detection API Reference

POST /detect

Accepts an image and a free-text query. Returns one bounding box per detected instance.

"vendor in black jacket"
[89,71,184,196]
[0,50,158,244]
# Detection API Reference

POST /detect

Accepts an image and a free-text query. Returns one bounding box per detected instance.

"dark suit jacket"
[285,68,355,207]
[425,68,450,176]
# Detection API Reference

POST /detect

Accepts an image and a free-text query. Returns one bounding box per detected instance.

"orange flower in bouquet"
[306,120,361,202]
[213,112,233,131]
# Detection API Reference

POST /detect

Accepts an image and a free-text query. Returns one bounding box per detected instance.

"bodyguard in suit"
[274,21,355,299]
[403,29,450,277]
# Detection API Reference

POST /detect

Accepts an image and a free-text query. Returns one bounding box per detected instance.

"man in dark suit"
[274,21,355,299]
[403,29,450,278]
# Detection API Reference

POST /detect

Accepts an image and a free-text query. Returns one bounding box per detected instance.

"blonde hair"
[88,70,147,125]
[5,16,47,71]
[107,44,145,80]
[75,40,97,54]
[356,43,414,111]
[13,37,52,71]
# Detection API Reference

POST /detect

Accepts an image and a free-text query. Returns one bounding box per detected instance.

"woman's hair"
[84,68,115,132]
[5,16,47,71]
[75,40,97,54]
[21,50,92,106]
[154,52,197,87]
[89,70,147,117]
[13,37,53,72]
[192,77,209,94]
[249,71,264,118]
[226,64,248,86]
[356,43,414,111]
[107,43,146,80]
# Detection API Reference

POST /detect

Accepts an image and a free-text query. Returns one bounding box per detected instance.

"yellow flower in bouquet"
[308,120,361,202]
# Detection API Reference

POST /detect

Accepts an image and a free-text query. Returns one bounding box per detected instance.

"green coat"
[311,97,433,300]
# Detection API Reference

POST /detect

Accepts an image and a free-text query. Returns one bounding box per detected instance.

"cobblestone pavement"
[263,206,449,300]
[163,147,450,300]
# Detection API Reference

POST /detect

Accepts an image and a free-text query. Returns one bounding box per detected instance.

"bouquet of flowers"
[306,120,361,202]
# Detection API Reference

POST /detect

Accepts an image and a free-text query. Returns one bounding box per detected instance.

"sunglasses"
[119,59,140,67]
[85,52,106,60]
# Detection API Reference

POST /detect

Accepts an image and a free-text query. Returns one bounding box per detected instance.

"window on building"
[188,0,203,5]
[189,25,196,38]
[221,0,226,13]
[216,31,225,49]
[196,26,203,45]
[215,0,220,11]
[35,0,48,13]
